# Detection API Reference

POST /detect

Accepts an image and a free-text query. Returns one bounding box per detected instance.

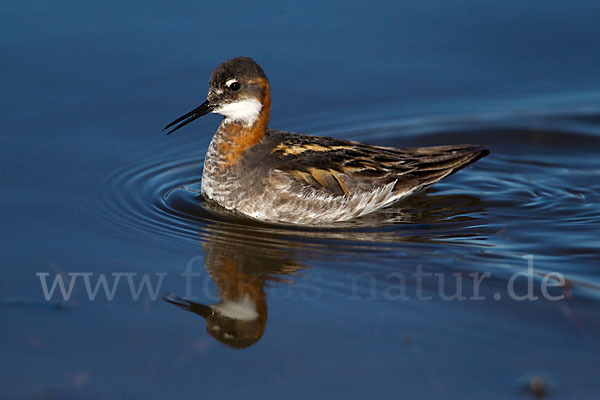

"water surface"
[2,1,600,399]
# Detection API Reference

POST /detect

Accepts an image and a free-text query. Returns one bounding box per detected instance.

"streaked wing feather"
[266,131,489,197]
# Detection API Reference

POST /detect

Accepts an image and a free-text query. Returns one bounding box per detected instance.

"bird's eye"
[229,82,241,91]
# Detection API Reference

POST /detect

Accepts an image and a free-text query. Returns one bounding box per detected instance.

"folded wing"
[267,131,489,198]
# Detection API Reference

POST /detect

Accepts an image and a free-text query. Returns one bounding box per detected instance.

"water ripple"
[80,114,600,294]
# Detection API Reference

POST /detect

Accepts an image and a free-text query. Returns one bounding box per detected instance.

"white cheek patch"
[213,98,262,126]
[213,296,258,321]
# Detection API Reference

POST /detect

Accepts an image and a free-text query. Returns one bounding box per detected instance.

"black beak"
[163,292,214,318]
[163,100,215,135]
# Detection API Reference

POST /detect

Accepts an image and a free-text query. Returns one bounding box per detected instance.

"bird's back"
[262,130,488,195]
[226,130,489,223]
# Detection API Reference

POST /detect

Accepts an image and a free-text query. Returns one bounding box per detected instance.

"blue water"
[2,1,600,399]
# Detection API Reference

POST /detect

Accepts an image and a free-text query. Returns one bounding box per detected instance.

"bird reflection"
[164,189,486,349]
[164,226,304,349]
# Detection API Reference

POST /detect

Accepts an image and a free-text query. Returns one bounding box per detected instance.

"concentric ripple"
[81,114,600,275]
[80,127,503,255]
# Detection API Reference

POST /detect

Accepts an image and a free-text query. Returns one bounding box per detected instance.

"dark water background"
[2,1,600,399]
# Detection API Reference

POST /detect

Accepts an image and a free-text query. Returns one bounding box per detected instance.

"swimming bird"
[164,57,489,225]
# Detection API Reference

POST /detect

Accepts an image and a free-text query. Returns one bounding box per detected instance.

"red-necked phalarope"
[164,57,489,225]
